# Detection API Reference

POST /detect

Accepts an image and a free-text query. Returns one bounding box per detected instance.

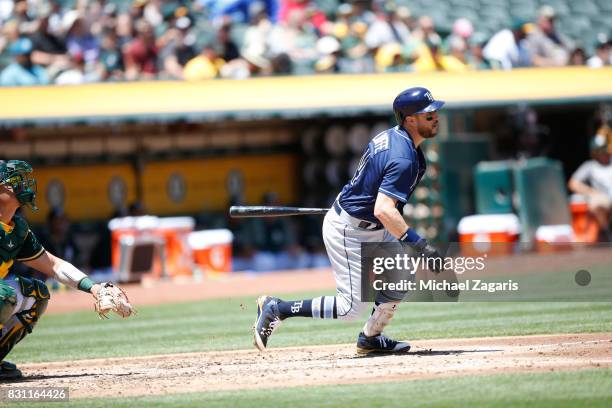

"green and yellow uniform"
[0,216,45,279]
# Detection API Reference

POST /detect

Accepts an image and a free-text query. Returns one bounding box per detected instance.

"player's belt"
[333,201,383,231]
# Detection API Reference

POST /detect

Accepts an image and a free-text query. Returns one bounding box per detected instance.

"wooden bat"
[229,206,330,218]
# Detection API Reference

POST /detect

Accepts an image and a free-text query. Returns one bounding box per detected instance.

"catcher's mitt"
[94,282,135,319]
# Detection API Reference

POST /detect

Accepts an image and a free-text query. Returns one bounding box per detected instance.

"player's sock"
[311,296,337,319]
[277,296,337,319]
[277,299,313,319]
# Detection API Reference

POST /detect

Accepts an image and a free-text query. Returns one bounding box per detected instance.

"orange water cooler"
[569,195,599,242]
[457,214,521,257]
[109,216,195,281]
[535,224,574,253]
[188,229,233,274]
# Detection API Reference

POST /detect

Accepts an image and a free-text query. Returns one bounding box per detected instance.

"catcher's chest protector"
[0,217,29,278]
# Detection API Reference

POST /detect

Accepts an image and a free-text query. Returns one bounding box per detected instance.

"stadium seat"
[480,0,507,6]
[595,0,612,12]
[569,0,599,16]
[449,9,480,23]
[315,0,340,18]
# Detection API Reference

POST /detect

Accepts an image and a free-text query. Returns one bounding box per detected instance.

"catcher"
[0,160,134,380]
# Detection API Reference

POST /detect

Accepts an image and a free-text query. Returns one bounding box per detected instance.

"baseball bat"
[229,206,330,218]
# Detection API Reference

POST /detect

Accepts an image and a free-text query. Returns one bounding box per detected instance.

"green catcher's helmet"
[0,160,38,210]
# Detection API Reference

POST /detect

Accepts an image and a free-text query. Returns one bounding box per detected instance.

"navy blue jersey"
[338,126,426,224]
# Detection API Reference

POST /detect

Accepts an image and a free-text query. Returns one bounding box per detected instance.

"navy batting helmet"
[393,87,445,125]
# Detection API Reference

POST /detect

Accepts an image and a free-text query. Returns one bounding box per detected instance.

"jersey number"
[350,149,370,185]
[349,134,388,185]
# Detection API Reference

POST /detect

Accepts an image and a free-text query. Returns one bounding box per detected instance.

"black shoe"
[356,332,411,355]
[253,296,282,352]
[0,361,23,380]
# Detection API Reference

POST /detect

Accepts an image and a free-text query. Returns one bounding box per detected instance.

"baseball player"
[0,160,133,380]
[253,87,445,354]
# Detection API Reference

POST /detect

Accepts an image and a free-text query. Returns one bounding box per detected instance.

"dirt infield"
[9,333,612,399]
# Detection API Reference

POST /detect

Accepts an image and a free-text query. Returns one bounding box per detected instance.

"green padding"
[439,138,491,237]
[474,160,515,214]
[0,281,17,325]
[513,157,571,243]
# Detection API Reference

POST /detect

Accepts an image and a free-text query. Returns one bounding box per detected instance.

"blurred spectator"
[242,1,273,58]
[0,20,20,56]
[411,16,440,46]
[29,10,69,73]
[374,42,413,72]
[568,47,587,66]
[220,48,271,78]
[64,11,100,65]
[268,9,317,73]
[0,0,607,85]
[568,134,612,241]
[143,0,164,27]
[414,34,468,72]
[364,1,410,51]
[8,0,37,35]
[0,0,13,25]
[159,17,197,79]
[587,36,610,68]
[204,0,280,24]
[338,20,373,73]
[525,5,573,67]
[444,18,474,59]
[115,12,135,48]
[55,51,99,84]
[0,37,49,86]
[123,19,158,80]
[315,35,341,73]
[278,0,326,32]
[270,52,292,74]
[184,43,222,80]
[98,29,125,80]
[467,32,492,70]
[483,18,533,70]
[217,20,240,62]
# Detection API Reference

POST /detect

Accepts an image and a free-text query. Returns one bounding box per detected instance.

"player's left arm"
[376,159,444,273]
[18,228,134,317]
[374,192,409,238]
[16,227,101,297]
[22,251,101,298]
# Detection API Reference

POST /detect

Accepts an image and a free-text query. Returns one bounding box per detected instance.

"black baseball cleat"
[356,332,411,355]
[0,360,23,380]
[253,295,282,352]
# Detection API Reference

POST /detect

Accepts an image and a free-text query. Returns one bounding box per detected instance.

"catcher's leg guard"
[0,277,50,361]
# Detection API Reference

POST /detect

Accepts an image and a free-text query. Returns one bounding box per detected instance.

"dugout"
[0,67,610,256]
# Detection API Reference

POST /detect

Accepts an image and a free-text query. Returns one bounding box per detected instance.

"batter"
[253,87,445,354]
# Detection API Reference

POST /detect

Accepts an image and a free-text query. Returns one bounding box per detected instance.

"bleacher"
[1,0,610,75]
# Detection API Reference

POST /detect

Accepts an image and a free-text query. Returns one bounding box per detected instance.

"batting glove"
[400,229,444,274]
